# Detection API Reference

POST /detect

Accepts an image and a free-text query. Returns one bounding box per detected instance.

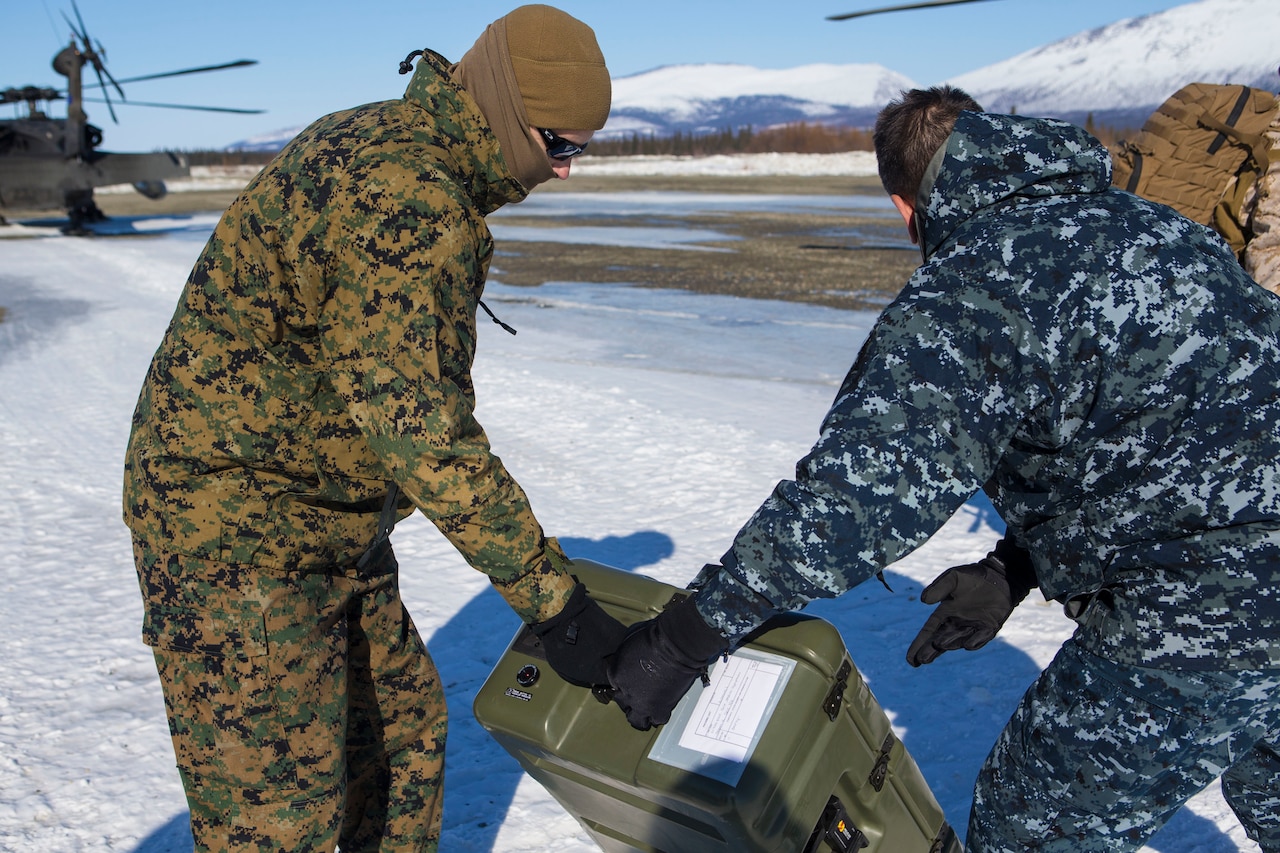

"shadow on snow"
[130,516,1238,852]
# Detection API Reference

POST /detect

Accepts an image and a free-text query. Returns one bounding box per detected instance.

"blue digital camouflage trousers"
[134,541,447,852]
[969,637,1280,852]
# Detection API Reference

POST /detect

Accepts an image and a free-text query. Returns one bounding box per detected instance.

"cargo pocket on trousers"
[142,603,300,793]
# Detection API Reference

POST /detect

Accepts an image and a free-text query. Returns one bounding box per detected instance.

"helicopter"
[0,2,261,233]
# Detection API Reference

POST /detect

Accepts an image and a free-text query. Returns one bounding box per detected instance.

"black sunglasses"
[538,127,588,161]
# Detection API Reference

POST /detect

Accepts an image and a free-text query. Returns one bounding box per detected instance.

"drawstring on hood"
[478,299,518,335]
[397,49,528,214]
[399,49,424,75]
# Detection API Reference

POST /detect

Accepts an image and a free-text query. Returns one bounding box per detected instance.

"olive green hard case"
[473,559,963,853]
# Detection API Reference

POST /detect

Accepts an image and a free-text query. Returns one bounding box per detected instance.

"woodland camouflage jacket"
[123,53,575,622]
[698,111,1280,669]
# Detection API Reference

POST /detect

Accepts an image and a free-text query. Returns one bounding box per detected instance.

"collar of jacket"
[916,111,1115,261]
[401,50,529,216]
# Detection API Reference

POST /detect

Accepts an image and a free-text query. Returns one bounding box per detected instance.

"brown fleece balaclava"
[453,5,610,191]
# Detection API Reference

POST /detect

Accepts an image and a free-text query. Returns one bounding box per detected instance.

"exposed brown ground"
[3,173,919,312]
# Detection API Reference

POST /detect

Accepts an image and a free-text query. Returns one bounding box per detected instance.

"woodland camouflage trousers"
[969,637,1280,852]
[134,540,447,852]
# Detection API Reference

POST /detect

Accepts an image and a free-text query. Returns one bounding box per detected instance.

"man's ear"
[890,194,919,245]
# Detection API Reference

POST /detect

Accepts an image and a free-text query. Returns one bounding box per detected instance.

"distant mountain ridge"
[228,125,307,153]
[227,0,1279,152]
[951,0,1280,130]
[601,62,918,140]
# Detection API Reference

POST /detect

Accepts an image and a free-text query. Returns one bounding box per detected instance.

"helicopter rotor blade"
[60,9,86,43]
[80,97,266,115]
[42,4,63,43]
[71,0,92,44]
[90,62,119,123]
[827,0,1005,21]
[59,0,126,122]
[93,42,128,101]
[81,59,259,89]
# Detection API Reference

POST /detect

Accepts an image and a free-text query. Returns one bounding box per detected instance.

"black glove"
[606,595,728,731]
[906,538,1037,667]
[531,583,628,688]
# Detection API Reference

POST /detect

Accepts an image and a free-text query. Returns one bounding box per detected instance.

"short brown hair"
[874,86,982,200]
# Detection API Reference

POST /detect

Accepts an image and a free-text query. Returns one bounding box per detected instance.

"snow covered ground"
[87,150,884,200]
[0,183,1262,851]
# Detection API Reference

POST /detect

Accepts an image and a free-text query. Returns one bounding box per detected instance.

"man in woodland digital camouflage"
[606,87,1280,852]
[123,6,625,851]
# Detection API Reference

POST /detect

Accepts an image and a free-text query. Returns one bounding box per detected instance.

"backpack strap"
[1207,86,1256,153]
[1122,149,1145,194]
[1191,89,1273,174]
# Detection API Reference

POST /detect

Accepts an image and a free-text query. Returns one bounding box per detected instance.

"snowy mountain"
[226,124,307,153]
[600,62,919,139]
[226,0,1280,151]
[608,0,1280,139]
[949,0,1280,129]
[224,63,916,150]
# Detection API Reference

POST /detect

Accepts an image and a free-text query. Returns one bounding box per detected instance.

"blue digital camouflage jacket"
[696,111,1280,670]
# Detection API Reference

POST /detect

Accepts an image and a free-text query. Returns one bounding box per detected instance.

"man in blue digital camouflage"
[123,6,626,851]
[607,86,1280,852]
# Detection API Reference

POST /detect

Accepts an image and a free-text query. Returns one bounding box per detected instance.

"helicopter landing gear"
[63,189,107,235]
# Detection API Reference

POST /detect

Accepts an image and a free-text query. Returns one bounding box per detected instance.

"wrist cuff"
[989,537,1038,603]
[691,564,779,644]
[494,557,576,624]
[660,595,728,664]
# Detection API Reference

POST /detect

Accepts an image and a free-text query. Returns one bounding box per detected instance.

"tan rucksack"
[1112,82,1280,258]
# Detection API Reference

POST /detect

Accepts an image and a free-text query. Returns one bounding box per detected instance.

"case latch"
[822,659,852,721]
[869,734,895,792]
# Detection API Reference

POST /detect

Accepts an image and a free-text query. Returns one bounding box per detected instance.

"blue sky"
[5,0,1193,151]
